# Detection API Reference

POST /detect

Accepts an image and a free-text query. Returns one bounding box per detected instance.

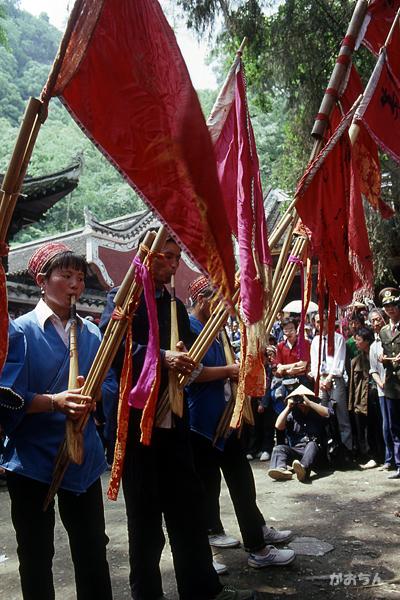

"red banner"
[42,0,235,304]
[296,111,373,306]
[207,56,272,326]
[362,0,400,55]
[329,63,394,219]
[355,30,400,166]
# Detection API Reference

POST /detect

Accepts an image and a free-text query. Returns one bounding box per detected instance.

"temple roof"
[3,157,83,240]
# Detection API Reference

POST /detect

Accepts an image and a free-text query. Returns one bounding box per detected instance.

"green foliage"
[178,0,400,284]
[0,1,144,244]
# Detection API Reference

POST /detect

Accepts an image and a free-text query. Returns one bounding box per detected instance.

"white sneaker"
[360,459,378,470]
[213,559,228,575]
[259,451,271,461]
[246,454,254,461]
[208,533,241,548]
[248,545,295,568]
[263,525,293,544]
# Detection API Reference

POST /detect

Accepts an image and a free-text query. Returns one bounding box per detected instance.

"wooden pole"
[311,0,369,141]
[0,98,44,242]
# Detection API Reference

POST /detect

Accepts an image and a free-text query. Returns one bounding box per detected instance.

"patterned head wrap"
[28,242,72,280]
[188,275,211,304]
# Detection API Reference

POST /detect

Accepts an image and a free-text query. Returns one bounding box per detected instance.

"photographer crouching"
[267,385,331,482]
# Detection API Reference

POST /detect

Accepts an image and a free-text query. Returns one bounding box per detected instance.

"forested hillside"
[0,0,145,244]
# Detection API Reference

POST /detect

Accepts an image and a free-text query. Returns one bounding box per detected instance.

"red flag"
[207,56,272,326]
[329,64,394,219]
[41,0,235,304]
[296,110,373,307]
[361,0,400,55]
[354,29,400,166]
[207,55,272,401]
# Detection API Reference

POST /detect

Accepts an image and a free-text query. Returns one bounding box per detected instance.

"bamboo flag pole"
[168,274,184,417]
[349,7,400,146]
[263,0,371,332]
[43,228,169,508]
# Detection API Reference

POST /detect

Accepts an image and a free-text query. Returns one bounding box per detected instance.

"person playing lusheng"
[268,384,330,482]
[0,242,117,600]
[186,276,295,571]
[100,232,257,600]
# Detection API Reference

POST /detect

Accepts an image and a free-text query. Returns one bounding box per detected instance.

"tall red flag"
[328,63,394,219]
[41,0,235,303]
[354,27,400,166]
[360,0,400,55]
[207,55,272,403]
[296,110,373,307]
[207,55,272,326]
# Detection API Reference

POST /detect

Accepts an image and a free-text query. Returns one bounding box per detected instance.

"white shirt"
[369,336,385,396]
[310,332,346,379]
[34,298,81,348]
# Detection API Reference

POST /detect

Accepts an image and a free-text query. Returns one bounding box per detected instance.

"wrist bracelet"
[50,394,56,412]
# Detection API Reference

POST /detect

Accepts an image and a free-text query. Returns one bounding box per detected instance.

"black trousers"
[246,398,276,456]
[7,472,112,600]
[387,397,400,469]
[190,431,265,552]
[122,409,221,600]
[270,442,320,472]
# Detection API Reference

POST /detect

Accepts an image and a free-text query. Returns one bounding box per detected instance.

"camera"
[291,396,304,405]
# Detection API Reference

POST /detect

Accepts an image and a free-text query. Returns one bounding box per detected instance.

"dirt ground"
[1,461,400,600]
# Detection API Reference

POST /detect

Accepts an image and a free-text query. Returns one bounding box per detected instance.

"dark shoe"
[388,469,400,479]
[214,585,258,599]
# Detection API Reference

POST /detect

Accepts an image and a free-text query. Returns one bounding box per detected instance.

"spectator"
[369,308,395,471]
[246,346,277,462]
[230,321,241,358]
[267,385,330,482]
[346,315,364,361]
[379,288,400,479]
[271,311,284,343]
[310,314,353,457]
[275,318,311,396]
[348,327,385,468]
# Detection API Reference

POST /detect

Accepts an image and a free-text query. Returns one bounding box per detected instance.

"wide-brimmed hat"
[286,384,316,400]
[379,287,400,306]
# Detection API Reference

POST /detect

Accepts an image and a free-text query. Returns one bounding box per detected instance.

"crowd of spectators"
[228,290,400,482]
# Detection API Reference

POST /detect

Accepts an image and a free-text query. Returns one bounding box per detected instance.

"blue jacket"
[186,316,228,450]
[0,309,118,493]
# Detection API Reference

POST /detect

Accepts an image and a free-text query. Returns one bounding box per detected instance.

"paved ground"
[1,461,400,599]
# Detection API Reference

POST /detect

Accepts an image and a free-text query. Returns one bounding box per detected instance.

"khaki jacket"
[380,323,400,398]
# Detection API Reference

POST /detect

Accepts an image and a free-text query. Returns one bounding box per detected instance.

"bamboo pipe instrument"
[155,289,240,425]
[65,296,82,464]
[43,228,164,510]
[168,275,184,417]
[213,330,238,444]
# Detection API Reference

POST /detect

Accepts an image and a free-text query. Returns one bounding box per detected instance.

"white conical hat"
[286,384,316,400]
